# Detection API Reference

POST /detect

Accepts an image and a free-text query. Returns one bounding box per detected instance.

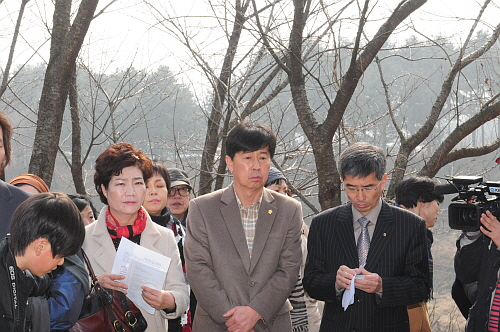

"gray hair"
[338,142,386,180]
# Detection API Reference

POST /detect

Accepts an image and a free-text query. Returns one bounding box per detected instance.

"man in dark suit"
[185,122,302,332]
[0,112,32,239]
[303,142,430,332]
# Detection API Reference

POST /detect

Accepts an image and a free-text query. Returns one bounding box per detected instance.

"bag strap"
[118,291,139,328]
[80,249,131,332]
[80,249,98,285]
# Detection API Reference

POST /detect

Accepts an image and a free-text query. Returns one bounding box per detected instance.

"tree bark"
[28,0,99,186]
[69,65,86,194]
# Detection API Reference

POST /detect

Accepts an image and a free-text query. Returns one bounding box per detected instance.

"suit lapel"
[365,201,394,271]
[337,204,358,268]
[249,189,276,273]
[221,185,251,272]
[0,180,13,203]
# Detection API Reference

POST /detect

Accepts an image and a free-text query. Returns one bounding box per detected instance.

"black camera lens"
[449,203,481,231]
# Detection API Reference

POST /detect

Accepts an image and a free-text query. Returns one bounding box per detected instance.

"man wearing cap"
[167,168,192,227]
[185,122,302,332]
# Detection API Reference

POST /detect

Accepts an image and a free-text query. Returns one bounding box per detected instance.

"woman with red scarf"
[82,143,189,332]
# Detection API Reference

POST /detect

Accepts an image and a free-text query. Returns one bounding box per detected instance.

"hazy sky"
[1,0,499,85]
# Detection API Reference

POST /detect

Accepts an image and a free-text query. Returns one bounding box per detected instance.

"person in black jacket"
[454,210,500,331]
[0,112,31,239]
[304,142,429,332]
[0,192,85,332]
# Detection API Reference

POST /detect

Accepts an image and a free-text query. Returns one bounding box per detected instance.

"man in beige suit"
[185,122,303,332]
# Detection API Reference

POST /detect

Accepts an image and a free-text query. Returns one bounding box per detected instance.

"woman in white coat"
[83,142,189,332]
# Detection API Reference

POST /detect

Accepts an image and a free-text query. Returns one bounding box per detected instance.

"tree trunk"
[69,65,86,194]
[28,0,99,186]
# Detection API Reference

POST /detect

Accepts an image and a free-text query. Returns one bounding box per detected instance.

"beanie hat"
[168,168,191,188]
[265,166,286,187]
[9,173,49,193]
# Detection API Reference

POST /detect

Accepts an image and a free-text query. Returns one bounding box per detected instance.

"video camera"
[436,176,500,231]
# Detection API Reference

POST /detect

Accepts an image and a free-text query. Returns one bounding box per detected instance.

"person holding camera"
[454,210,500,331]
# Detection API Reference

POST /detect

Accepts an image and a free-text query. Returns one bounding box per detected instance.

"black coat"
[0,181,32,239]
[455,233,500,332]
[304,201,430,332]
[0,238,36,332]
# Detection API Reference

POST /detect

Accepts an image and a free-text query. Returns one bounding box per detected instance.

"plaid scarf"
[105,206,147,239]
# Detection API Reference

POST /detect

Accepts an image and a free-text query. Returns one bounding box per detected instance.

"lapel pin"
[268,210,273,215]
[383,233,387,237]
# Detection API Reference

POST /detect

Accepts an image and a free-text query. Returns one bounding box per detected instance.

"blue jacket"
[48,253,89,330]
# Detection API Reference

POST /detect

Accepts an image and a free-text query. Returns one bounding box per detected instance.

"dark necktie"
[357,216,370,266]
[488,276,500,331]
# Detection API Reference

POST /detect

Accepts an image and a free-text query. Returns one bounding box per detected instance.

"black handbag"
[69,250,148,332]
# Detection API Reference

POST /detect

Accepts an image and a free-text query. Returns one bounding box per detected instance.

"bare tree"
[383,0,500,197]
[283,0,428,209]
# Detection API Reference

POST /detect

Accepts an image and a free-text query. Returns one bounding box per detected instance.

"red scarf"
[105,206,147,239]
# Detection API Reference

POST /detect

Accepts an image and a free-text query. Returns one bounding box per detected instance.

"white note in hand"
[112,237,171,314]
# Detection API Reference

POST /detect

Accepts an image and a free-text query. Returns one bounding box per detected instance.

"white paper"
[341,264,365,311]
[112,237,171,314]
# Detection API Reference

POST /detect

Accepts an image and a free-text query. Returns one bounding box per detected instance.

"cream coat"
[83,206,189,332]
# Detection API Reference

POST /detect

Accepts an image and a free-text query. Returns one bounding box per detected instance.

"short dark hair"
[9,192,85,257]
[68,193,99,219]
[151,161,171,193]
[226,122,276,159]
[0,111,13,171]
[338,142,386,180]
[94,143,153,205]
[395,176,444,208]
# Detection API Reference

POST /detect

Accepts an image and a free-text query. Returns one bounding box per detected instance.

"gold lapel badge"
[383,233,387,237]
[268,210,273,215]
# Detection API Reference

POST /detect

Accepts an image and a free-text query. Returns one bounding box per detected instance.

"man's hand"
[335,265,357,290]
[480,210,500,247]
[354,269,383,293]
[223,306,260,332]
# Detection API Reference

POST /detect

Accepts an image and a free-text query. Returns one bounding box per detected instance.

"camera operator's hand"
[480,210,500,247]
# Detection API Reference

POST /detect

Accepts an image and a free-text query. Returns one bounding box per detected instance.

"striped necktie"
[357,216,370,266]
[488,277,500,331]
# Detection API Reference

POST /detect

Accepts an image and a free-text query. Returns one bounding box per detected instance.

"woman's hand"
[141,286,176,311]
[96,273,128,294]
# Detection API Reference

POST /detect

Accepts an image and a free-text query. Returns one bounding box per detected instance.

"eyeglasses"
[168,187,191,197]
[344,181,382,194]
